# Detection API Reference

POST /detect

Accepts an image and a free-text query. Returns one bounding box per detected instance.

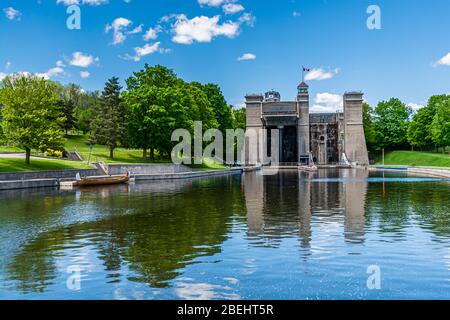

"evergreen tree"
[90,77,125,159]
[58,84,81,134]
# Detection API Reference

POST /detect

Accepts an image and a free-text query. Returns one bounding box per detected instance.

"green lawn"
[1,135,228,170]
[0,158,95,172]
[65,135,170,164]
[0,145,26,153]
[376,151,450,168]
[65,135,226,169]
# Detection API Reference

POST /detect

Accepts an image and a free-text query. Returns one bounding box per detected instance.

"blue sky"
[0,0,449,112]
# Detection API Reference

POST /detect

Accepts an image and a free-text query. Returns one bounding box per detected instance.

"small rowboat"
[73,174,129,187]
[298,165,318,172]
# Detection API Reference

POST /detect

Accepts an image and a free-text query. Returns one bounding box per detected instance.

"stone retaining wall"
[133,168,243,181]
[0,179,58,190]
[370,166,450,178]
[407,168,450,178]
[0,169,103,181]
[105,164,192,175]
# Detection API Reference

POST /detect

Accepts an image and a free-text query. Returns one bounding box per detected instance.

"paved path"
[0,153,58,160]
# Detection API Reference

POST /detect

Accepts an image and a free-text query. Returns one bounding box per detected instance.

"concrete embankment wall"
[0,179,59,191]
[134,168,243,181]
[370,167,450,178]
[105,164,192,175]
[0,165,258,191]
[407,168,450,178]
[0,169,103,181]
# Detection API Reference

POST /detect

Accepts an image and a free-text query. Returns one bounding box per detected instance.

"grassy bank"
[65,135,227,169]
[65,135,171,164]
[0,158,94,172]
[1,135,227,171]
[0,145,24,153]
[376,151,450,168]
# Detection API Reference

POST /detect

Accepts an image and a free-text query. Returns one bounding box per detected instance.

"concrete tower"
[297,82,310,162]
[244,94,264,165]
[343,92,369,165]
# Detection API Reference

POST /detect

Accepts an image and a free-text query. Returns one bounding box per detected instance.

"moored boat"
[72,174,129,187]
[298,165,318,172]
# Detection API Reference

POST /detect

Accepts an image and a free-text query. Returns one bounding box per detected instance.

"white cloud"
[5,62,12,70]
[311,92,343,113]
[171,14,240,45]
[237,53,256,61]
[293,11,301,17]
[80,71,91,78]
[198,0,227,7]
[0,72,7,81]
[407,103,424,111]
[56,60,65,67]
[223,3,245,14]
[69,52,98,68]
[143,26,161,41]
[105,17,133,45]
[238,13,255,27]
[305,68,339,81]
[434,52,450,67]
[122,42,165,62]
[127,24,143,35]
[46,67,65,78]
[4,7,21,21]
[56,0,109,6]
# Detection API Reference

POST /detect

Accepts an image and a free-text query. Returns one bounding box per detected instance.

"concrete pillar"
[343,92,369,165]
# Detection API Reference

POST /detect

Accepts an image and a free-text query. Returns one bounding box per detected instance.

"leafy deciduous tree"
[374,98,412,150]
[0,74,65,164]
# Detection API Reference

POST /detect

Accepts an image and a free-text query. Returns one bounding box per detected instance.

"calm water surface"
[0,169,449,300]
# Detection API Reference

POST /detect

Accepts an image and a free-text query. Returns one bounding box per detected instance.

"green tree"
[124,65,183,160]
[431,95,450,153]
[0,74,65,164]
[374,98,412,150]
[195,83,233,133]
[362,103,377,151]
[124,65,218,160]
[232,107,246,130]
[89,77,125,159]
[74,91,100,134]
[57,83,82,134]
[407,106,436,150]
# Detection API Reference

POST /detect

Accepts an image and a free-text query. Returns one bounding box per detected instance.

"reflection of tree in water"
[408,182,450,238]
[365,179,450,239]
[6,232,60,293]
[6,176,245,293]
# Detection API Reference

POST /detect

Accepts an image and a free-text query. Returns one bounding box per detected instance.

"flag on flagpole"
[302,66,311,82]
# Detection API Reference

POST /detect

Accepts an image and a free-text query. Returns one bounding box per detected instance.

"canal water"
[0,169,449,300]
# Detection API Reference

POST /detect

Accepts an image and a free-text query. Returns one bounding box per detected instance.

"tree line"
[363,95,450,154]
[0,64,246,164]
